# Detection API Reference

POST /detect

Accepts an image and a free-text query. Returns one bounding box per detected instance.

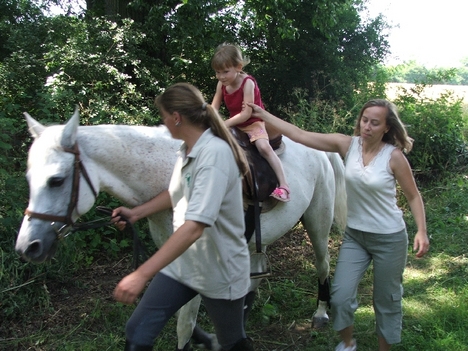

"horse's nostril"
[25,240,43,259]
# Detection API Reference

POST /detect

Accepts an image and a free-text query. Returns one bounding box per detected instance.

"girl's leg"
[125,273,198,346]
[254,138,289,199]
[201,295,247,350]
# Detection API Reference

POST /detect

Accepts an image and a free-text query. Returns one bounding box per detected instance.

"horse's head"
[15,107,98,263]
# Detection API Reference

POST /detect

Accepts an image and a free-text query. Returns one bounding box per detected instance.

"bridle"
[24,142,98,239]
[22,141,147,268]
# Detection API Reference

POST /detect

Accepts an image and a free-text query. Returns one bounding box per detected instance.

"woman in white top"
[112,83,253,351]
[248,99,429,351]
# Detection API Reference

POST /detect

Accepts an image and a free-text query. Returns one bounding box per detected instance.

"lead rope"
[70,206,148,270]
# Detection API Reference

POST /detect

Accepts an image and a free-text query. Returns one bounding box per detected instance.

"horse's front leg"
[310,239,331,329]
[176,295,221,351]
[313,277,331,329]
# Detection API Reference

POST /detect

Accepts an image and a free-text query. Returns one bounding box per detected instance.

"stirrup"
[250,251,271,279]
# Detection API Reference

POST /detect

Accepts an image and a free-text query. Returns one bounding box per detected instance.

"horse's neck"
[77,125,180,206]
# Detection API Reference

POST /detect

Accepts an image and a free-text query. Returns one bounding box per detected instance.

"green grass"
[1,173,468,350]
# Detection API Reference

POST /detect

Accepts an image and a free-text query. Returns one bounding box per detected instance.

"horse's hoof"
[312,315,329,329]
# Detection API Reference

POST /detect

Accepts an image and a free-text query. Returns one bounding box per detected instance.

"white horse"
[15,108,346,350]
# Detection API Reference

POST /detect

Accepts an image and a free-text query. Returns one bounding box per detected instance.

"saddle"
[230,127,284,278]
[230,127,280,202]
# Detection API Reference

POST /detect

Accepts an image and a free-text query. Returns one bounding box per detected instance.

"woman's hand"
[111,206,136,231]
[413,230,430,258]
[113,270,148,305]
[246,102,265,118]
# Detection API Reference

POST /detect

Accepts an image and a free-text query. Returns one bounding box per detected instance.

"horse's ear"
[61,106,80,149]
[24,112,46,139]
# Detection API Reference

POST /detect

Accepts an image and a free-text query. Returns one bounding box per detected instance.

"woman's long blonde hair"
[354,99,413,153]
[154,82,249,176]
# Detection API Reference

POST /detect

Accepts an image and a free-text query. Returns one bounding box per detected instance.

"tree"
[72,0,391,112]
[385,60,468,85]
[237,0,390,113]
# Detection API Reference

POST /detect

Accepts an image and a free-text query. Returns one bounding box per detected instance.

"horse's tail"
[326,152,347,231]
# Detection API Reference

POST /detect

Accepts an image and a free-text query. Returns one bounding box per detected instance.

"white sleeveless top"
[344,136,405,234]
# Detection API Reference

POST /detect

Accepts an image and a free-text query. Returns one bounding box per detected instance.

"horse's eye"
[48,177,65,187]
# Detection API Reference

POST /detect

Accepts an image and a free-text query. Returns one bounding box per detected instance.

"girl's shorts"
[239,121,269,143]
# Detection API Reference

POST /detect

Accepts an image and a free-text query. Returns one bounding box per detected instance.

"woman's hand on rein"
[111,206,134,231]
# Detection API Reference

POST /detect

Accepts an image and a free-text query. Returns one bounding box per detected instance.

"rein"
[24,143,98,238]
[93,206,148,270]
[57,206,147,270]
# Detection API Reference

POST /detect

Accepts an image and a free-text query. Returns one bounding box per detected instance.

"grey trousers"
[331,226,408,344]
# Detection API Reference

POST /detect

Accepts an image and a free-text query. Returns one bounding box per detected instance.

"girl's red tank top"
[222,75,264,128]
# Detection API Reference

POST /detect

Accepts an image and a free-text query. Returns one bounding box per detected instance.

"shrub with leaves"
[280,80,468,182]
[0,9,159,323]
[393,84,467,181]
[38,15,161,126]
[279,72,389,136]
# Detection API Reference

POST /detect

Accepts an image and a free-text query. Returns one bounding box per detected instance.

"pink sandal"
[270,187,290,202]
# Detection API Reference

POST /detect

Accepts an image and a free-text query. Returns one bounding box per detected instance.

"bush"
[393,84,468,181]
[280,82,468,183]
[0,12,162,325]
[36,16,161,126]
[280,68,390,135]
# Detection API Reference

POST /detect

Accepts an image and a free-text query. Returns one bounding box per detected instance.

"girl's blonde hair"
[154,82,250,176]
[211,43,250,71]
[353,99,413,153]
